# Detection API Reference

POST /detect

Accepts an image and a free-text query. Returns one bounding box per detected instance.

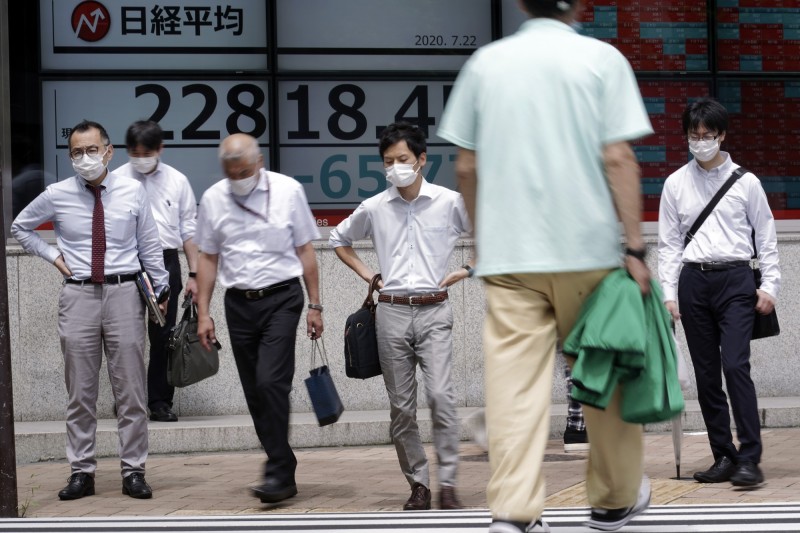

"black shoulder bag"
[343,273,383,379]
[683,167,779,340]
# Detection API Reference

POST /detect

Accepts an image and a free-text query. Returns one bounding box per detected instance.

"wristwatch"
[462,265,475,278]
[188,272,197,278]
[624,247,647,261]
[308,303,324,311]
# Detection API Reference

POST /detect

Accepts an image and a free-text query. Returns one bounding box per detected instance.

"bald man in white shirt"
[658,97,780,489]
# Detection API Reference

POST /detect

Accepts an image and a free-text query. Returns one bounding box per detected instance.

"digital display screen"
[275,0,491,71]
[718,79,800,219]
[41,80,270,197]
[717,1,800,72]
[500,0,709,72]
[277,80,457,226]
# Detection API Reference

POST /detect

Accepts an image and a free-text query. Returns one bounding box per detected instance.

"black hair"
[521,0,576,18]
[682,97,728,135]
[378,122,427,158]
[68,120,110,149]
[125,120,164,151]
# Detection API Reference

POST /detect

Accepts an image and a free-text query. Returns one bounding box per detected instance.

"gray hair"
[218,135,260,164]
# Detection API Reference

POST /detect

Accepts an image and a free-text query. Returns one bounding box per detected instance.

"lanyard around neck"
[231,176,270,223]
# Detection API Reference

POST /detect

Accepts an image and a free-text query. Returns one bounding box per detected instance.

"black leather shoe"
[122,472,153,499]
[252,478,298,503]
[149,406,178,422]
[58,473,95,500]
[731,461,764,487]
[403,482,431,511]
[693,456,736,483]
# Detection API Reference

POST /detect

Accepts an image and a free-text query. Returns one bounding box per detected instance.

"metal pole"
[0,0,19,517]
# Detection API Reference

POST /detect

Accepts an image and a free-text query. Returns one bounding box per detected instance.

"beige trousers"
[483,270,644,522]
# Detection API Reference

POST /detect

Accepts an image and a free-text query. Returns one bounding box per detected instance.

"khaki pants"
[483,270,643,522]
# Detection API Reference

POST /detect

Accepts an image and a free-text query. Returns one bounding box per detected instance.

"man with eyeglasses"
[115,120,199,423]
[658,97,780,488]
[11,120,169,500]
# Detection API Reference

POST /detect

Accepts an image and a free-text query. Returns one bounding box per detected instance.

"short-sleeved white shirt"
[195,168,320,289]
[438,18,653,276]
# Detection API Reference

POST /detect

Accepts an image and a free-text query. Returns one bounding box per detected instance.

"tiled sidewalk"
[14,428,800,518]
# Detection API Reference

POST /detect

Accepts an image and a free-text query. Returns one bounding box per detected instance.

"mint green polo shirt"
[438,18,653,276]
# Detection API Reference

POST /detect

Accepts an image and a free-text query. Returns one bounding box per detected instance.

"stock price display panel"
[276,0,491,71]
[41,80,270,197]
[717,1,800,72]
[500,0,709,71]
[634,80,713,221]
[718,80,800,219]
[278,81,456,227]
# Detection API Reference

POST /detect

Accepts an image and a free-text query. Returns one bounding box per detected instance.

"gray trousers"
[376,299,459,489]
[58,281,148,478]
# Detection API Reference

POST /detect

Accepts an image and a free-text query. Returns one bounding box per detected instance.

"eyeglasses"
[69,145,107,161]
[687,133,720,142]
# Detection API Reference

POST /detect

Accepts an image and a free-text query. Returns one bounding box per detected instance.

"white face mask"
[385,161,419,188]
[129,156,159,175]
[72,149,108,182]
[689,139,720,162]
[230,174,258,196]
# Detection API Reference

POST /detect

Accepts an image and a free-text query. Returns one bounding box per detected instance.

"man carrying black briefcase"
[329,122,473,512]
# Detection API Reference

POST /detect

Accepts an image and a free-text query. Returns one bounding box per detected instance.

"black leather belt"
[229,277,300,300]
[163,248,179,258]
[378,292,448,306]
[65,273,138,285]
[683,261,749,271]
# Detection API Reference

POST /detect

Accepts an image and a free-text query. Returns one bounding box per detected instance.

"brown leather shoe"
[439,485,463,510]
[403,482,431,511]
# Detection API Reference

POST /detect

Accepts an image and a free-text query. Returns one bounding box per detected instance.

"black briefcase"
[167,297,221,387]
[343,273,382,379]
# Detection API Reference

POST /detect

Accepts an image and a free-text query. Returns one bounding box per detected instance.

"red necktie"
[89,185,106,283]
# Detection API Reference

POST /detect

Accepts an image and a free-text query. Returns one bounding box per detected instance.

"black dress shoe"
[252,478,298,503]
[58,473,95,500]
[403,482,431,511]
[122,472,153,499]
[693,456,736,483]
[731,461,764,487]
[149,406,178,422]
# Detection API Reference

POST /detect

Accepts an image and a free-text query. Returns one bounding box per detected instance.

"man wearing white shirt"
[194,133,323,504]
[115,120,199,423]
[658,98,780,488]
[11,120,169,501]
[329,122,473,511]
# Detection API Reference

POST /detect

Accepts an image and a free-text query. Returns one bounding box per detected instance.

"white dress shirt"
[11,172,169,287]
[329,179,472,295]
[194,168,320,289]
[658,152,780,301]
[115,161,197,250]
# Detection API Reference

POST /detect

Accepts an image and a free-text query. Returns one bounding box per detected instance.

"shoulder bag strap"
[684,167,748,248]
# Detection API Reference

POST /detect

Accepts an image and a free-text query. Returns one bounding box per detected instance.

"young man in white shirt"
[115,120,199,423]
[329,122,473,511]
[658,97,780,488]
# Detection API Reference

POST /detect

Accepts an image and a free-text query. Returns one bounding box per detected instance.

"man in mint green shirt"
[438,1,654,532]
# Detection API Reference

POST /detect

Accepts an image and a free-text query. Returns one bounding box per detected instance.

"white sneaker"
[585,476,651,531]
[488,519,550,533]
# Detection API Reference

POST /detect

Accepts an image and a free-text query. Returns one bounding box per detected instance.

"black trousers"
[678,264,761,464]
[224,280,303,484]
[147,250,182,411]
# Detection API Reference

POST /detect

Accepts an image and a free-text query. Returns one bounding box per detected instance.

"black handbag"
[343,273,382,379]
[304,338,344,426]
[684,167,779,340]
[166,297,221,387]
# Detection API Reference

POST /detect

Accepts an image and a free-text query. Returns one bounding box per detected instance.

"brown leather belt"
[378,292,448,306]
